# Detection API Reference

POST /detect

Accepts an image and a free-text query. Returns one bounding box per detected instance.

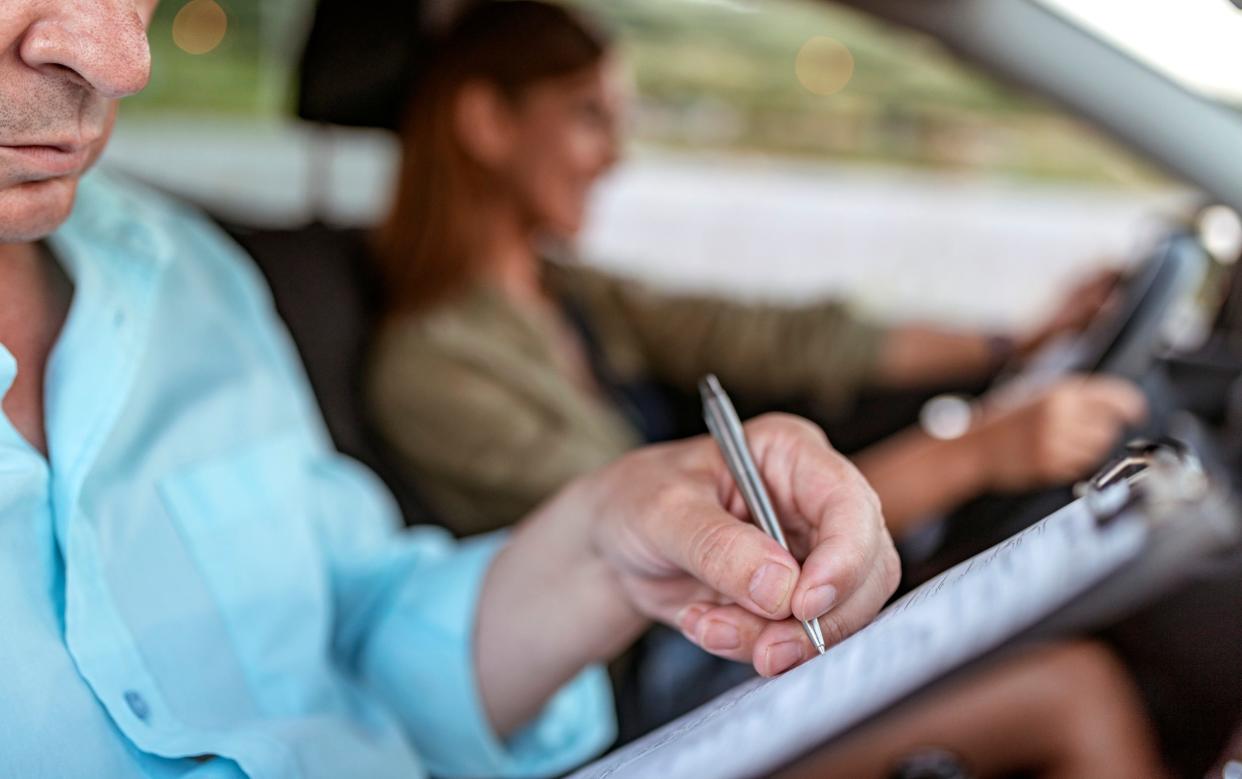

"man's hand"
[586,413,899,677]
[477,413,898,734]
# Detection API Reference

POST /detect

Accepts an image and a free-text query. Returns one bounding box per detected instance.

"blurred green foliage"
[578,0,1160,183]
[583,0,1026,113]
[125,0,292,116]
[124,0,1161,185]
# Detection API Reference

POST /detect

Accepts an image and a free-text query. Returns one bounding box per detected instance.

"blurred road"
[105,117,1191,330]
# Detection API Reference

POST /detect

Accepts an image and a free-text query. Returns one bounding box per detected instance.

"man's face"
[0,0,157,243]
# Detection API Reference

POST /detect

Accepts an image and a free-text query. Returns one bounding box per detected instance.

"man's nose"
[20,2,152,100]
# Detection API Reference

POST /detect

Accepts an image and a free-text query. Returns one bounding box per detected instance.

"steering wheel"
[900,231,1210,593]
[998,231,1207,388]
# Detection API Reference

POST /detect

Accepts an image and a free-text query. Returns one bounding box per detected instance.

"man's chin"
[0,177,80,244]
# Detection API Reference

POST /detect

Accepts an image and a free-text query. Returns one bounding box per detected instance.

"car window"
[127,0,1170,186]
[115,0,1189,331]
[577,0,1165,185]
[570,0,1185,329]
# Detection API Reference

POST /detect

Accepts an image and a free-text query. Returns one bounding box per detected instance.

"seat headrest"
[296,0,427,130]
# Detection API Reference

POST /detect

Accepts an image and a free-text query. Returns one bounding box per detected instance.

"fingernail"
[764,641,805,675]
[677,605,708,637]
[701,620,741,652]
[801,584,838,620]
[749,563,794,616]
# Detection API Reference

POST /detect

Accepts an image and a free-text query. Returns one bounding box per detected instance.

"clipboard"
[573,436,1242,779]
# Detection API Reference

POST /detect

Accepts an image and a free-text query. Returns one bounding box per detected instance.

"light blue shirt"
[0,171,614,778]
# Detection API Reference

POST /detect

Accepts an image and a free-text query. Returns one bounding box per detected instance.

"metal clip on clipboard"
[1017,434,1237,655]
[1074,437,1210,527]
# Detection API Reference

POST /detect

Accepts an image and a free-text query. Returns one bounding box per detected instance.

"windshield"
[1036,0,1242,107]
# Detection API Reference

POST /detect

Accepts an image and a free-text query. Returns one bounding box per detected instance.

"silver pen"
[699,374,827,655]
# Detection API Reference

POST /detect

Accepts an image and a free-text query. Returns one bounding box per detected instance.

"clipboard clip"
[1075,437,1209,526]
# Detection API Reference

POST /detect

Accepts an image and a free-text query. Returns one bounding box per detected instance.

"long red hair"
[374,1,612,314]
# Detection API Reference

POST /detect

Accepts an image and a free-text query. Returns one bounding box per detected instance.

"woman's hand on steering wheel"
[1017,269,1123,360]
[967,374,1147,493]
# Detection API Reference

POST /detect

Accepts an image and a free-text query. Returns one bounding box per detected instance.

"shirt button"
[124,690,150,722]
[113,310,126,329]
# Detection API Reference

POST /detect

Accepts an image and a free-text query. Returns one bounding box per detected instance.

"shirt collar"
[39,168,175,519]
[48,168,175,284]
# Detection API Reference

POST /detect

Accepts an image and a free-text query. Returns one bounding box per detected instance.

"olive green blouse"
[366,261,886,535]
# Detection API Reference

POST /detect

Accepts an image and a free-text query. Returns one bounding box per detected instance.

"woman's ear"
[453,80,514,167]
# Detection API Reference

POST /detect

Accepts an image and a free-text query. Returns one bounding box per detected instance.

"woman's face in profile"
[500,59,625,239]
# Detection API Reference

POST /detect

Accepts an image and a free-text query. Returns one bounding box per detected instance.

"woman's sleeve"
[584,269,889,416]
[367,331,628,534]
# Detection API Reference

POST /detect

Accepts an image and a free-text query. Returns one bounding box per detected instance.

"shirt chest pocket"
[158,432,331,697]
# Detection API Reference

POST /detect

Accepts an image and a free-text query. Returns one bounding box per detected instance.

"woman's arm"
[855,375,1147,537]
[571,266,886,415]
[872,326,1003,389]
[873,269,1122,390]
[474,414,900,736]
[571,265,1117,417]
[852,420,990,538]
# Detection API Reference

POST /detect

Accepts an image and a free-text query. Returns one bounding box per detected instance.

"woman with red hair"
[366,0,1141,539]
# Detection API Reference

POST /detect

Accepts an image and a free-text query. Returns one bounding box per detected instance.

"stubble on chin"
[0,177,79,244]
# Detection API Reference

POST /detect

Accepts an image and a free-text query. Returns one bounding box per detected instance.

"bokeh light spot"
[1198,204,1242,264]
[172,0,228,56]
[795,36,855,97]
[920,395,975,441]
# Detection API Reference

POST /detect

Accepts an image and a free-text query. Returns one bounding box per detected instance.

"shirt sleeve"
[566,265,889,417]
[309,453,617,779]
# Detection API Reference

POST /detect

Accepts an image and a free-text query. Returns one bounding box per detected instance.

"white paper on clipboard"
[574,498,1149,779]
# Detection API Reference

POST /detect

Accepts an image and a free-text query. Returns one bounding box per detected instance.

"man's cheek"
[86,105,120,169]
[85,91,117,126]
